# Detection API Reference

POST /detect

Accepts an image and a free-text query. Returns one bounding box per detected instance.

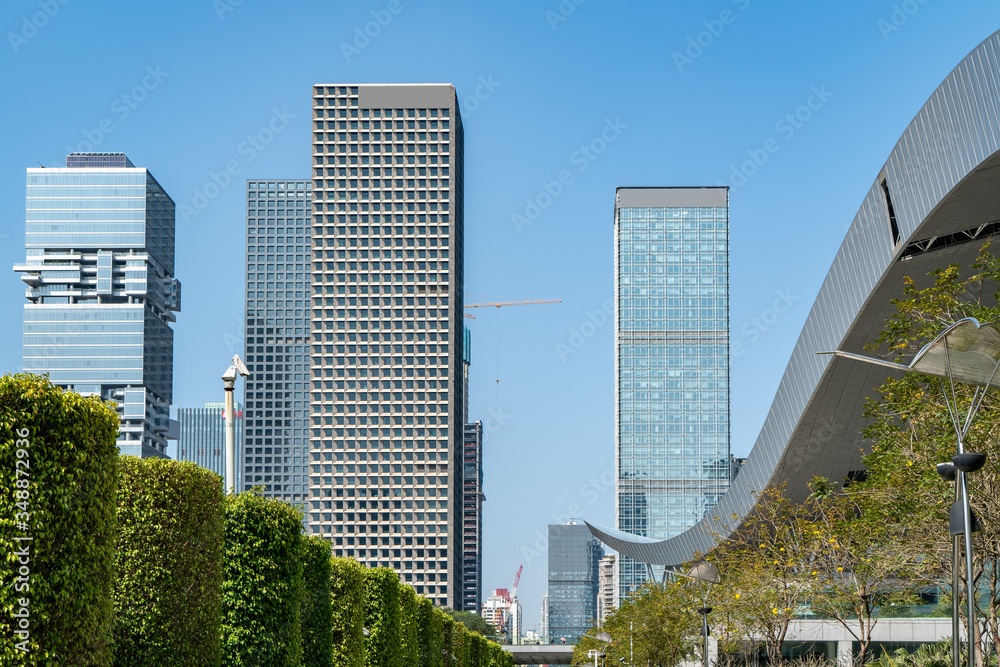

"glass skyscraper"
[177,400,245,486]
[243,179,312,507]
[614,187,730,599]
[16,153,181,458]
[547,522,603,643]
[308,83,465,608]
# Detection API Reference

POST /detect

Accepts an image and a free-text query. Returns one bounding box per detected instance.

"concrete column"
[837,640,853,666]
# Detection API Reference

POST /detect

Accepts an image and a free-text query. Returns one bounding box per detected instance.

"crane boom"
[465,299,561,309]
[510,565,523,598]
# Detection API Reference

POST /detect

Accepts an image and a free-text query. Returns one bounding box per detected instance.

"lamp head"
[937,462,957,482]
[232,354,251,377]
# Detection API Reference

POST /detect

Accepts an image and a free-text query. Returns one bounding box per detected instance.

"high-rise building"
[614,187,730,600]
[462,420,484,613]
[16,153,181,458]
[509,597,523,645]
[547,522,603,643]
[242,179,313,507]
[596,554,615,625]
[540,594,549,644]
[178,401,245,485]
[308,83,465,608]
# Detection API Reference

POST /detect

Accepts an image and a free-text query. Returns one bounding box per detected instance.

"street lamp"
[222,354,250,493]
[582,631,612,667]
[672,561,720,667]
[824,317,1000,667]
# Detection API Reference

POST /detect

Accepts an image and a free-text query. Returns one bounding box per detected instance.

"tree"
[573,581,698,667]
[806,478,934,665]
[442,608,498,638]
[857,241,1000,658]
[709,484,819,665]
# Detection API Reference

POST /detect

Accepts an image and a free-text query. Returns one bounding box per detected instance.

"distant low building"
[177,401,244,486]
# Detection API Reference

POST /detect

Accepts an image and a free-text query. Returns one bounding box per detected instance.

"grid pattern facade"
[614,189,730,599]
[462,420,484,612]
[178,401,245,485]
[309,83,465,608]
[243,180,312,506]
[547,524,603,643]
[16,153,180,458]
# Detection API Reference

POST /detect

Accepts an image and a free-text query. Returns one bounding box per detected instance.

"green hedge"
[221,491,304,667]
[114,457,224,666]
[416,598,444,667]
[399,584,419,666]
[0,374,119,665]
[301,536,332,667]
[330,557,365,667]
[363,567,402,667]
[441,614,456,667]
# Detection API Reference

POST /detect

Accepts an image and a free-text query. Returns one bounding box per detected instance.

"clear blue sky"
[1,0,998,631]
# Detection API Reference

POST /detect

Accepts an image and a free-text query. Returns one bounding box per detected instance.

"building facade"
[178,401,245,484]
[540,593,549,643]
[16,153,181,458]
[462,419,484,613]
[243,179,312,508]
[614,187,730,599]
[547,522,603,643]
[597,554,615,625]
[308,83,465,608]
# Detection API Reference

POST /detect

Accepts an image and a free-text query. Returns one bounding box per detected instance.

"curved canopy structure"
[590,29,1000,567]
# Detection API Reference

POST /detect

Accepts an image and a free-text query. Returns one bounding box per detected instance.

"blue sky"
[2,0,998,631]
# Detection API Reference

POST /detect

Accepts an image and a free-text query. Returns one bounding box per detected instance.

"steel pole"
[960,470,977,667]
[224,382,235,493]
[953,480,961,667]
[702,612,709,667]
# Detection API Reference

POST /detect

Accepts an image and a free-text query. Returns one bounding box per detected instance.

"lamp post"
[222,354,250,493]
[824,317,1000,667]
[671,561,720,667]
[582,631,612,667]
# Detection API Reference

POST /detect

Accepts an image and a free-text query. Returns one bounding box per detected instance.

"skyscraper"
[614,187,730,600]
[547,522,603,643]
[243,179,313,506]
[308,83,465,608]
[540,594,549,643]
[462,420,484,613]
[178,400,245,484]
[596,554,615,625]
[16,153,181,457]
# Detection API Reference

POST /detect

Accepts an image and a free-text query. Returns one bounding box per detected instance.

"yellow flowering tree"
[709,485,819,665]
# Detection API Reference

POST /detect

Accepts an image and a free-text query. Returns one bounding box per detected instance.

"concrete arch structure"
[589,29,1000,567]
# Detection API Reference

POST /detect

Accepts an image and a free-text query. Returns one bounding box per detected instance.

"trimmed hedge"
[399,584,419,666]
[330,557,365,667]
[417,598,444,667]
[301,536,332,667]
[0,374,119,665]
[451,620,468,667]
[114,457,224,666]
[441,614,456,667]
[221,491,304,667]
[363,567,403,667]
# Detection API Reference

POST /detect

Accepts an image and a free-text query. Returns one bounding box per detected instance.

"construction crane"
[462,299,562,393]
[508,565,523,600]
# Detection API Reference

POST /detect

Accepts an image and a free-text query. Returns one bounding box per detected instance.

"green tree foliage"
[451,620,468,667]
[710,484,817,665]
[442,607,497,638]
[441,614,456,667]
[574,580,698,667]
[301,536,332,667]
[0,374,119,666]
[364,567,402,667]
[857,242,1000,657]
[221,491,304,667]
[330,557,365,667]
[114,457,224,666]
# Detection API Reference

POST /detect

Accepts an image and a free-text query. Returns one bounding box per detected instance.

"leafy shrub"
[330,557,365,667]
[399,584,419,665]
[364,567,402,667]
[301,536,332,667]
[0,374,119,665]
[114,457,224,666]
[221,491,304,667]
